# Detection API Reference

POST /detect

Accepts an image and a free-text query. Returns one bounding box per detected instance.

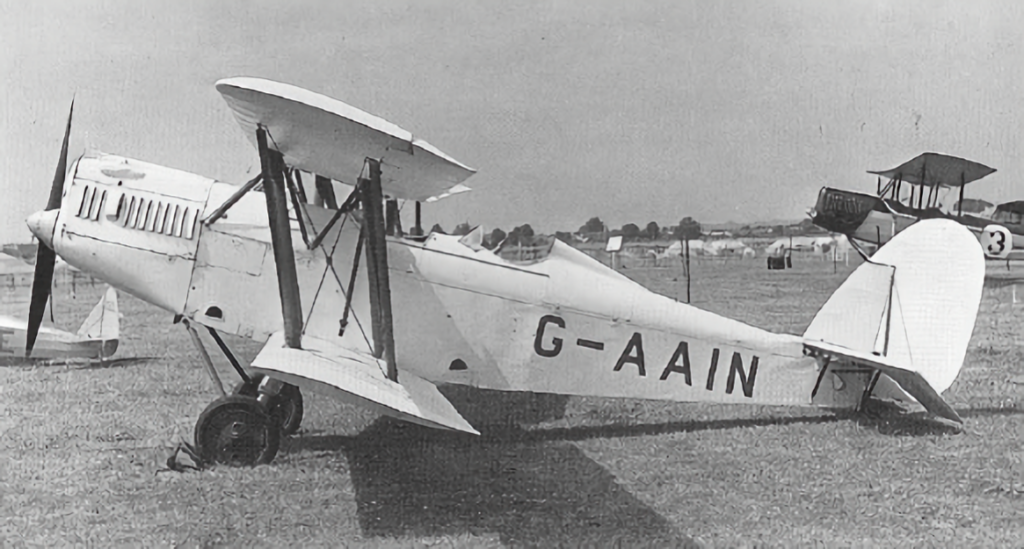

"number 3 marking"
[988,230,1006,255]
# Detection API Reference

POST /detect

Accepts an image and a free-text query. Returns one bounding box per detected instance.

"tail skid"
[804,341,962,422]
[803,219,984,422]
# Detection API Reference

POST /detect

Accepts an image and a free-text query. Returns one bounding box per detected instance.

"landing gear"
[233,374,304,436]
[181,319,306,467]
[194,394,280,466]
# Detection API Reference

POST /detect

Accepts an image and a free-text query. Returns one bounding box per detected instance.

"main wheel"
[233,375,304,436]
[195,394,280,467]
[272,383,303,436]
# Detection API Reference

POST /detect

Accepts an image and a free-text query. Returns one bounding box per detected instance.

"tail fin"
[77,286,119,341]
[803,219,984,420]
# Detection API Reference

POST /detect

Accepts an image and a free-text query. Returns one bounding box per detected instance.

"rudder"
[804,219,984,399]
[77,286,120,341]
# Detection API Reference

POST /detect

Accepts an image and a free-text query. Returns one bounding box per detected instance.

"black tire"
[194,394,280,467]
[233,374,303,436]
[274,383,304,436]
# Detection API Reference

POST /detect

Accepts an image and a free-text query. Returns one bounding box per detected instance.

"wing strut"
[203,173,262,226]
[338,223,365,337]
[359,158,398,382]
[257,126,304,349]
[413,201,423,236]
[315,175,338,209]
[284,169,311,247]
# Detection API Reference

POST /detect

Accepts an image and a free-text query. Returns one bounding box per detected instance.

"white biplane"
[2,286,119,362]
[25,78,984,466]
[811,153,1021,261]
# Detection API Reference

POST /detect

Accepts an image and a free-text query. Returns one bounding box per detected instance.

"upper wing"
[868,152,996,187]
[250,331,478,434]
[216,77,475,202]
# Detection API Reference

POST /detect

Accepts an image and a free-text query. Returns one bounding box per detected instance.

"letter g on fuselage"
[534,314,565,357]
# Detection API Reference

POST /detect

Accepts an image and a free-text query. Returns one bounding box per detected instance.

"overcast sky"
[2,0,1021,240]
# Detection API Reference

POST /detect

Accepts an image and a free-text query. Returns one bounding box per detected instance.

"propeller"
[25,100,73,356]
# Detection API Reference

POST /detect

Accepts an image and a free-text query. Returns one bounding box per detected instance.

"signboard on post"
[606,236,623,270]
[605,236,623,253]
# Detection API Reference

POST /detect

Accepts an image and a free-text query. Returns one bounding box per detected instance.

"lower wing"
[251,331,478,434]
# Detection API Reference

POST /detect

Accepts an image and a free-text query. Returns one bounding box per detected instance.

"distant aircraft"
[0,252,36,287]
[23,78,984,467]
[1,249,82,290]
[1,286,119,361]
[810,152,1021,260]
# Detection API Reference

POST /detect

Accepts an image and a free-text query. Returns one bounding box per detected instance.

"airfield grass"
[1,256,1023,547]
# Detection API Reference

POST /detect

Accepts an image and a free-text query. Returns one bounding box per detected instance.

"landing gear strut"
[234,374,304,436]
[182,318,305,466]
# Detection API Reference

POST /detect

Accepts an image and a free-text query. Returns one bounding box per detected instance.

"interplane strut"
[257,126,304,349]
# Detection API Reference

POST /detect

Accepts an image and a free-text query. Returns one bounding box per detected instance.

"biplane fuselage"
[812,186,1024,256]
[23,79,985,466]
[35,152,873,410]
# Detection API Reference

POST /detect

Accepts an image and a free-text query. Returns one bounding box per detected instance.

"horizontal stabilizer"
[251,332,478,435]
[806,341,961,423]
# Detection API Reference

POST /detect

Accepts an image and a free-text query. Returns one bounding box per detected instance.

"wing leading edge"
[250,332,478,435]
[868,152,996,188]
[215,77,475,203]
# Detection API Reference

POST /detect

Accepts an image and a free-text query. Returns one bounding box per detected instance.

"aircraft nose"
[26,210,58,249]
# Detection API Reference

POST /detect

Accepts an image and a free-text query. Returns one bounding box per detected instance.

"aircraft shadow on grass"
[847,400,1024,436]
[285,389,1012,544]
[0,356,158,369]
[71,356,160,370]
[288,389,698,546]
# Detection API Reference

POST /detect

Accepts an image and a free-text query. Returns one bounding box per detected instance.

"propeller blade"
[25,244,56,356]
[26,100,74,357]
[49,276,55,323]
[48,99,74,209]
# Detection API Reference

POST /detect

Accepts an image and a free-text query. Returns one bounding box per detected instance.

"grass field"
[2,256,1023,547]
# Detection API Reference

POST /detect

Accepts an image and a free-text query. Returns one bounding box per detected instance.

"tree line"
[429,216,704,249]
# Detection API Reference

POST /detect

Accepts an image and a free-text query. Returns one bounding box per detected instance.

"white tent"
[766,235,853,262]
[704,238,755,257]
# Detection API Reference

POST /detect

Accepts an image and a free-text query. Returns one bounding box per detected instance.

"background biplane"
[2,286,118,362]
[24,79,984,466]
[810,152,1022,260]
